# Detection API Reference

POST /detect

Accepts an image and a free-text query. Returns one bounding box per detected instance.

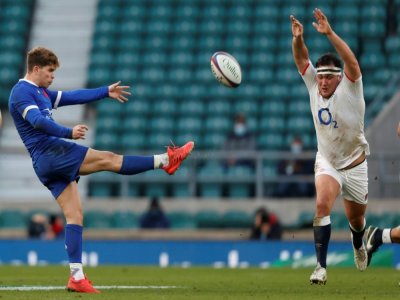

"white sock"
[382,229,392,244]
[154,154,169,169]
[70,263,85,280]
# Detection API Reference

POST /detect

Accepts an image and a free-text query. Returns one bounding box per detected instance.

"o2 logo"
[318,108,338,128]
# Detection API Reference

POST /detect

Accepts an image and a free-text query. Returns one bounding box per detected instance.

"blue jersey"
[9,79,108,161]
[9,79,109,199]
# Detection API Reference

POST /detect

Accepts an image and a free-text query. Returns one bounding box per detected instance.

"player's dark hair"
[27,47,60,72]
[315,53,342,69]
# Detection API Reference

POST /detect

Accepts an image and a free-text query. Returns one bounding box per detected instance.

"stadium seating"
[0,209,26,228]
[0,0,34,106]
[111,211,139,229]
[167,211,197,229]
[87,0,400,198]
[221,210,253,228]
[84,211,112,229]
[195,210,223,228]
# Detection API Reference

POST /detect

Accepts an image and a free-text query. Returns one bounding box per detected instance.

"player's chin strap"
[316,66,342,75]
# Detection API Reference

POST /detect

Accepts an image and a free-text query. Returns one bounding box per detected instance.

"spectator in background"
[275,136,314,197]
[49,214,65,239]
[139,197,170,229]
[27,213,49,239]
[250,207,282,240]
[223,114,257,169]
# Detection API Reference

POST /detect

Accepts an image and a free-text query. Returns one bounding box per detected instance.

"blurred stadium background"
[0,0,399,267]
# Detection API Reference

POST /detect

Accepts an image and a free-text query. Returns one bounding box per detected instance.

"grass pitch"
[0,266,398,299]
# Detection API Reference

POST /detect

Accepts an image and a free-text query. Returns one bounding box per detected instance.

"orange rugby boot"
[163,141,194,175]
[67,275,100,294]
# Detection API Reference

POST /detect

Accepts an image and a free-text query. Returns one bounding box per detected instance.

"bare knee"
[98,151,121,171]
[315,197,332,217]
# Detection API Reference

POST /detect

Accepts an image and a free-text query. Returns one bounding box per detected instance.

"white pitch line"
[0,285,180,291]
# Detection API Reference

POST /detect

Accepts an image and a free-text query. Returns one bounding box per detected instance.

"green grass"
[0,266,398,299]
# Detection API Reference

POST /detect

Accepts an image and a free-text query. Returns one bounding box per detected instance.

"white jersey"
[301,61,370,170]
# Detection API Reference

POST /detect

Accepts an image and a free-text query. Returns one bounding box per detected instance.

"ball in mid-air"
[210,51,242,88]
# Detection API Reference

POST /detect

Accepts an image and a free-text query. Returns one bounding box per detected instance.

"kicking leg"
[78,149,155,175]
[79,141,194,176]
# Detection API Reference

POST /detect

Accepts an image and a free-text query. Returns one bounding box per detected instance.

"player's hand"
[290,15,303,38]
[72,124,88,140]
[312,8,333,35]
[108,81,131,103]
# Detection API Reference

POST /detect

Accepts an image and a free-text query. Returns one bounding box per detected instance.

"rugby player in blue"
[9,47,194,293]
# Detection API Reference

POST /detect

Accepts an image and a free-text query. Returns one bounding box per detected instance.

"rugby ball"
[210,51,242,88]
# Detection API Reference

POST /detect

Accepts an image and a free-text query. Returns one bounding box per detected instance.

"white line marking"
[0,285,180,291]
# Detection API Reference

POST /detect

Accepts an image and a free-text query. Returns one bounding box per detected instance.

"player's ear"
[338,75,342,82]
[32,65,40,73]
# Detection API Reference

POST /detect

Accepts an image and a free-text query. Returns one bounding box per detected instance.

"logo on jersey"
[42,108,53,120]
[318,108,338,128]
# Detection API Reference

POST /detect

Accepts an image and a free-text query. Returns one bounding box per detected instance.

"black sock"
[350,224,366,249]
[314,224,331,268]
[374,228,384,246]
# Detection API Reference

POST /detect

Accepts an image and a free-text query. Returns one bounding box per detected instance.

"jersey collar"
[19,78,39,87]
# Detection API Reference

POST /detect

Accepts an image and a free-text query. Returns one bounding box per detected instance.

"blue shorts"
[32,139,89,199]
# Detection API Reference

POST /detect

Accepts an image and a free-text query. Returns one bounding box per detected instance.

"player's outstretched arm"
[312,8,361,81]
[51,82,130,108]
[291,15,310,73]
[108,81,131,103]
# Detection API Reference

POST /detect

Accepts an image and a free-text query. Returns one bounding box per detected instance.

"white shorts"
[314,153,368,205]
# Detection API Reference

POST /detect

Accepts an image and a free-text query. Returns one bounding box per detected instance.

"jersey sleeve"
[341,73,364,101]
[300,60,317,92]
[12,87,72,139]
[48,86,109,109]
[25,109,72,139]
[12,88,40,119]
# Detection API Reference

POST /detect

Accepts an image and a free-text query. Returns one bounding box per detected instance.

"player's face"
[316,69,341,98]
[36,65,56,88]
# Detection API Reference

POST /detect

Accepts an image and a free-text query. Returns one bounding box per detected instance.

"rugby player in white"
[291,9,369,284]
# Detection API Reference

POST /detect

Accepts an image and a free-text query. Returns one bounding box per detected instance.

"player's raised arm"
[291,15,310,73]
[312,8,361,81]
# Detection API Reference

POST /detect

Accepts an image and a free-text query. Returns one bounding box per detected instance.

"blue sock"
[314,223,331,268]
[118,156,154,175]
[65,224,83,263]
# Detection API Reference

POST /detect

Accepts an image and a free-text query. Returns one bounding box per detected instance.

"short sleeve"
[300,60,317,92]
[341,74,364,100]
